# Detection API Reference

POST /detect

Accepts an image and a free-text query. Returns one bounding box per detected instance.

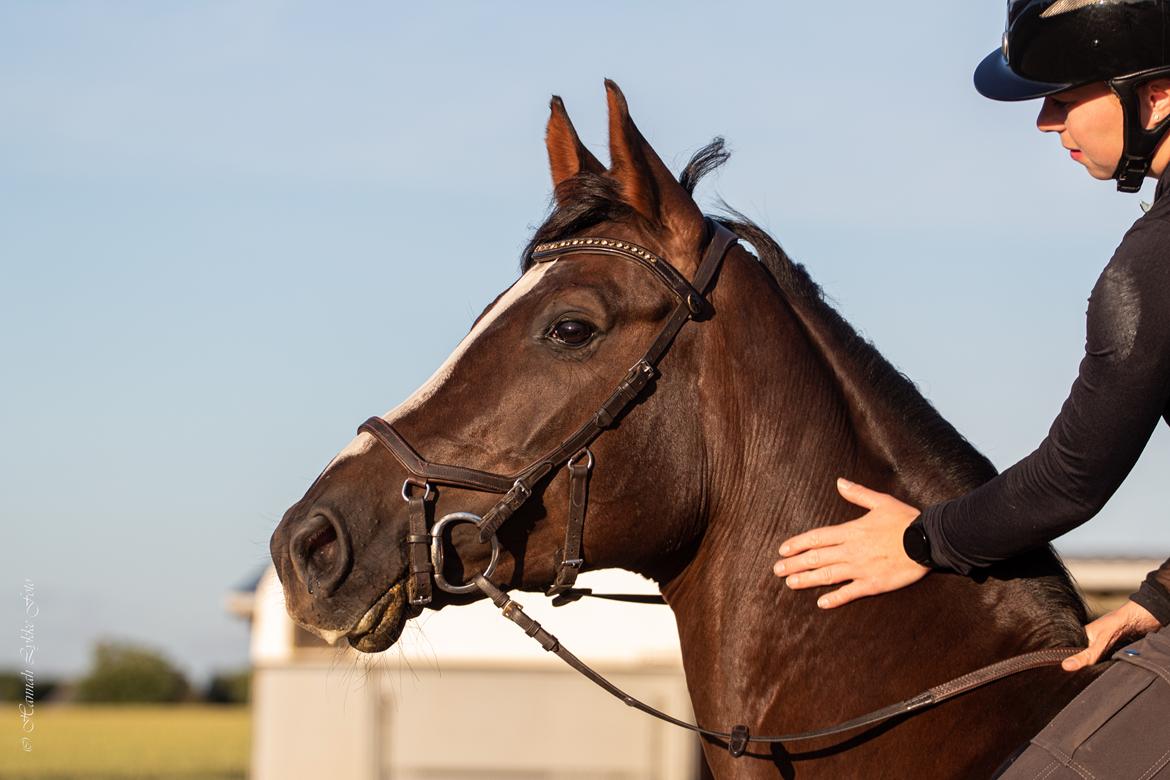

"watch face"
[903,523,931,566]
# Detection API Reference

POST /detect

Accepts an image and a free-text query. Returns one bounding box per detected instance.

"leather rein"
[357,219,1078,758]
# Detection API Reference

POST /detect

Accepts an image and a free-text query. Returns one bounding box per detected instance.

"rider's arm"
[1132,561,1170,625]
[920,217,1170,624]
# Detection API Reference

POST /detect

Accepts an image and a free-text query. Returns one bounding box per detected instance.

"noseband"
[358,219,739,606]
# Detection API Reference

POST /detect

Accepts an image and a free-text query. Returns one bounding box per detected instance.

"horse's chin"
[346,581,421,653]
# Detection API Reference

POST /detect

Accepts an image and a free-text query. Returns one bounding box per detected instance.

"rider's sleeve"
[919,217,1170,609]
[1131,560,1170,626]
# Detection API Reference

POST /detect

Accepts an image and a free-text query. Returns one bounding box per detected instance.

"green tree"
[0,669,58,702]
[75,641,190,703]
[204,668,251,704]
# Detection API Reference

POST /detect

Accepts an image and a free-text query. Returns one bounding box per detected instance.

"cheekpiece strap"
[405,493,434,606]
[547,449,592,596]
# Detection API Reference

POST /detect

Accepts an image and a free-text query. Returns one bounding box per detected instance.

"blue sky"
[3,2,1167,681]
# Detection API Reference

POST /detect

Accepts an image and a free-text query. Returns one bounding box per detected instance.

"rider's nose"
[288,511,353,597]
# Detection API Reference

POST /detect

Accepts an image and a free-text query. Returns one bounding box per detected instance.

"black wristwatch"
[902,518,935,568]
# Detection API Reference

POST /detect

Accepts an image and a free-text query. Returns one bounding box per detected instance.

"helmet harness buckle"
[1109,70,1170,193]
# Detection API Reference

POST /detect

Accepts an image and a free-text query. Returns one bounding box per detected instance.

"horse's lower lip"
[352,589,393,635]
[346,581,421,653]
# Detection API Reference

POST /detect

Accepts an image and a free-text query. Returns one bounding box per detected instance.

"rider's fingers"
[773,546,848,577]
[836,478,888,511]
[785,563,854,590]
[815,579,874,609]
[779,524,849,557]
[1062,643,1103,671]
[1063,627,1117,671]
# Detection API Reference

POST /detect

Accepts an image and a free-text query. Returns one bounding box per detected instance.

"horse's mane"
[524,139,1088,642]
[715,211,1000,497]
[523,139,996,492]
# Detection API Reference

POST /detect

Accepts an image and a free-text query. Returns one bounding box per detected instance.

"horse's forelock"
[522,138,732,270]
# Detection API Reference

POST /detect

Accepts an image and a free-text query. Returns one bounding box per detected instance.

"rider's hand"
[774,478,928,608]
[1062,600,1161,671]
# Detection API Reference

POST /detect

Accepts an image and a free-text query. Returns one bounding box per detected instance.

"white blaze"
[328,260,557,467]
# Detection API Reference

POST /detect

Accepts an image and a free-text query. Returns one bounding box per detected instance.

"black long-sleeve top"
[921,170,1170,626]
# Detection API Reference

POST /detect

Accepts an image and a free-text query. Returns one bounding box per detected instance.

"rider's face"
[1036,82,1124,180]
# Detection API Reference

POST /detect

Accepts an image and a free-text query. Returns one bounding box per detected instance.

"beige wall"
[251,659,697,780]
[252,663,381,780]
[382,663,696,780]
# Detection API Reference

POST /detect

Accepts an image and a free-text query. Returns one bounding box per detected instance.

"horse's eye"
[548,319,595,347]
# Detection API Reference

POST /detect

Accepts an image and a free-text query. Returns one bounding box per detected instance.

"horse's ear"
[546,95,605,200]
[604,80,705,253]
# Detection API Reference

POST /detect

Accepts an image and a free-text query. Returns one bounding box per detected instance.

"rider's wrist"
[1129,569,1170,626]
[901,517,938,569]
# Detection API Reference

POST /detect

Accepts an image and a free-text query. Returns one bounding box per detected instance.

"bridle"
[355,219,1079,758]
[358,218,739,606]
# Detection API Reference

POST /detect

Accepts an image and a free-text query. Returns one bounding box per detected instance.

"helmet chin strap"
[1109,72,1170,193]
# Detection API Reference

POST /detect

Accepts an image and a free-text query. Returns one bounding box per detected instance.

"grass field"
[3,705,250,780]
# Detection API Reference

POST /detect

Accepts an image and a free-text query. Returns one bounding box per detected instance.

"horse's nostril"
[304,524,338,566]
[290,513,352,597]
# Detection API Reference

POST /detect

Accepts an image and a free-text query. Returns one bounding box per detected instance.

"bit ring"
[430,512,501,595]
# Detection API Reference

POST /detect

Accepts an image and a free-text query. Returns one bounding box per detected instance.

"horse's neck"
[660,247,1082,732]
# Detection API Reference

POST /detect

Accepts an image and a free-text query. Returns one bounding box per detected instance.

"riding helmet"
[974,0,1170,191]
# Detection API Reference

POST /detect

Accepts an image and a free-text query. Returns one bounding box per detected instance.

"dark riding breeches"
[997,625,1170,779]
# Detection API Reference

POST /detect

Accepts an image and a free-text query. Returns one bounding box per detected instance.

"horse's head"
[270,82,731,652]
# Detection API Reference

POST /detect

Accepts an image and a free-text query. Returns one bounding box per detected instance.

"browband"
[359,220,739,604]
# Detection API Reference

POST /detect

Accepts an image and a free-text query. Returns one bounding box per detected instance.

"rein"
[472,571,1077,757]
[357,220,1080,758]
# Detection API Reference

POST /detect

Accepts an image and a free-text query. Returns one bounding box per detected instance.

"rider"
[775,0,1170,775]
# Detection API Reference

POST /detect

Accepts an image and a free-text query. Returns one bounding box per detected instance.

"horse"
[269,81,1100,778]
